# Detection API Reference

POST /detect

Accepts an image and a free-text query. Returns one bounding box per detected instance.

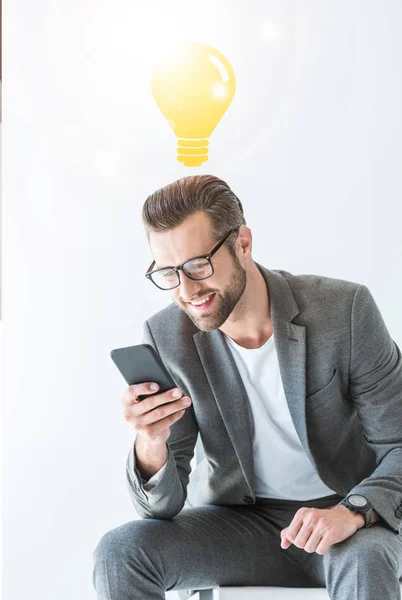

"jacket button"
[395,509,402,519]
[243,496,254,505]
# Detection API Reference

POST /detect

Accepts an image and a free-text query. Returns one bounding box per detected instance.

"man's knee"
[93,520,156,566]
[325,526,399,573]
[92,520,169,595]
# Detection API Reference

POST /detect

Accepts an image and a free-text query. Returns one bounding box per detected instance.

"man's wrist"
[333,504,380,529]
[134,436,168,481]
[333,504,366,529]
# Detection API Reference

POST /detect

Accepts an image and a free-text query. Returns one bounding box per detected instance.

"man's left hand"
[280,505,365,555]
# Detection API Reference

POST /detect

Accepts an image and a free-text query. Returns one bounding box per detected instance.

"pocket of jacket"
[305,368,340,413]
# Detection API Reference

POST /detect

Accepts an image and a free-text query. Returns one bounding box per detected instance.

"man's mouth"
[186,293,216,311]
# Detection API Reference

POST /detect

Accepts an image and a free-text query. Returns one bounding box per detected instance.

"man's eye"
[163,270,175,278]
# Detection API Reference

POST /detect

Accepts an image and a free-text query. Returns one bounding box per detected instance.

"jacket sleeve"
[142,461,168,490]
[125,320,199,519]
[345,284,402,534]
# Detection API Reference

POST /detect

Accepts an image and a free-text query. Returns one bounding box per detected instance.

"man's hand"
[121,382,191,443]
[280,505,366,555]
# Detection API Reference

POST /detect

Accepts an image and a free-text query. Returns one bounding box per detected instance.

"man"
[93,174,402,599]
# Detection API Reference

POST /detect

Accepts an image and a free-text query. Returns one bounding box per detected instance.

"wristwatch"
[338,494,373,528]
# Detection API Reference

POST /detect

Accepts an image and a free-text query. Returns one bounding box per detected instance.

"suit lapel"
[194,327,256,495]
[257,265,318,468]
[193,264,318,494]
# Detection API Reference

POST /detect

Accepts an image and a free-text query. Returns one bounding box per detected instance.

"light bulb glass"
[151,42,236,166]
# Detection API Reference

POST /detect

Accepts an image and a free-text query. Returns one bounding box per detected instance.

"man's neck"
[219,263,272,350]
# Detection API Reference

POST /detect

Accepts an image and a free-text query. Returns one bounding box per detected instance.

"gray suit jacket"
[126,264,402,534]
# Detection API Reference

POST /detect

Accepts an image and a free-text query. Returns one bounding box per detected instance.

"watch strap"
[339,497,373,528]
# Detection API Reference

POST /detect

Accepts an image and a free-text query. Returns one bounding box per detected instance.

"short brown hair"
[142,175,246,254]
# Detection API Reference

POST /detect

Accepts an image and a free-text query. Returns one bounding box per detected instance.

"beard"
[177,253,247,332]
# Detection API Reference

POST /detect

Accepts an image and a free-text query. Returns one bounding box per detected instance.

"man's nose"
[179,272,202,302]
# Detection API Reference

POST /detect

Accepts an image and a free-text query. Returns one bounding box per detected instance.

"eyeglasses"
[145,228,239,290]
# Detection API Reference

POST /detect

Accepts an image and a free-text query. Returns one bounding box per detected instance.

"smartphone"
[110,343,177,400]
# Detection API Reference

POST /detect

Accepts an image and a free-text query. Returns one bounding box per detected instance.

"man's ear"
[238,225,252,257]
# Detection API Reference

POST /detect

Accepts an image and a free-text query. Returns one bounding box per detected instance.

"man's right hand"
[121,382,192,445]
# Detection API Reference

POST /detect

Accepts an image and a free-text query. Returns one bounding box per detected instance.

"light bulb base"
[177,139,209,167]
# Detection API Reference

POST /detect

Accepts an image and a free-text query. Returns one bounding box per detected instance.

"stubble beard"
[178,255,247,332]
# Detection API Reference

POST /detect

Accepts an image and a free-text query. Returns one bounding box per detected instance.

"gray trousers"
[92,493,402,600]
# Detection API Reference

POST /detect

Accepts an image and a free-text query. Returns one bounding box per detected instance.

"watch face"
[348,494,368,508]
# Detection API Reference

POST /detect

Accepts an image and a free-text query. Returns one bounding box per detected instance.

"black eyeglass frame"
[145,227,240,290]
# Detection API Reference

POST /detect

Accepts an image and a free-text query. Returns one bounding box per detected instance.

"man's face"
[148,212,247,331]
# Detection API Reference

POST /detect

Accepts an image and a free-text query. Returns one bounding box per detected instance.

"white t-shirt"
[143,332,338,500]
[223,332,337,500]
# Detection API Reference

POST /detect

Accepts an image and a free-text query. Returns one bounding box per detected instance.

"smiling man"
[146,213,248,334]
[93,174,402,600]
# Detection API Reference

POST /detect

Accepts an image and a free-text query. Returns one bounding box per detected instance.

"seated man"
[93,174,402,600]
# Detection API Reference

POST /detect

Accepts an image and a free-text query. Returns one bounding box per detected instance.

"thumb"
[280,528,291,549]
[281,536,291,549]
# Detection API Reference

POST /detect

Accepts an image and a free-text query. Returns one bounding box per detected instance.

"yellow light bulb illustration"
[151,43,236,166]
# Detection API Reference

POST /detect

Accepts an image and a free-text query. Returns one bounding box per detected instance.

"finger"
[143,409,186,438]
[285,507,310,543]
[121,382,160,407]
[285,520,303,544]
[292,523,314,549]
[138,396,191,427]
[314,535,331,555]
[144,387,183,411]
[304,529,324,554]
[280,535,292,549]
[137,387,184,418]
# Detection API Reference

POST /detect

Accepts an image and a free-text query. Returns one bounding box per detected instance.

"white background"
[2,1,402,599]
